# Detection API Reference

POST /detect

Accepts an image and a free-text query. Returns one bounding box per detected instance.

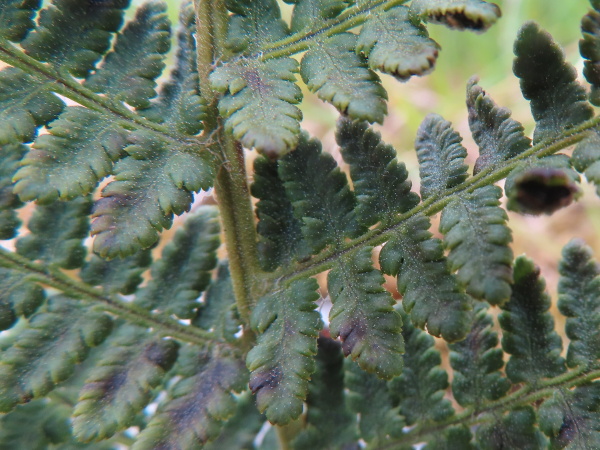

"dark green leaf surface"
[572,131,600,196]
[0,142,26,239]
[499,256,566,383]
[226,0,288,52]
[72,325,179,442]
[301,33,387,124]
[80,249,152,295]
[539,383,600,449]
[13,107,128,203]
[0,267,46,331]
[424,426,474,450]
[410,0,501,32]
[135,207,220,318]
[449,303,510,408]
[133,351,247,449]
[279,133,363,253]
[580,1,600,105]
[16,196,91,269]
[84,1,171,108]
[21,0,129,78]
[440,185,513,305]
[476,407,547,449]
[514,22,594,144]
[247,277,321,425]
[328,247,404,378]
[337,118,419,227]
[389,308,454,425]
[91,132,215,258]
[0,0,40,42]
[415,113,469,200]
[466,77,531,174]
[357,6,440,81]
[0,296,113,413]
[558,239,600,368]
[379,215,472,342]
[0,67,64,145]
[289,0,348,33]
[292,338,359,450]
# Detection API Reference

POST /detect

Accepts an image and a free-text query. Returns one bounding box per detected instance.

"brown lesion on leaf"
[242,67,271,96]
[511,168,580,215]
[426,4,501,32]
[336,317,367,357]
[249,364,283,394]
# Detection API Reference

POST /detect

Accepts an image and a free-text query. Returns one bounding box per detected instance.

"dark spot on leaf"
[249,366,282,394]
[144,340,178,371]
[512,168,579,215]
[337,319,367,357]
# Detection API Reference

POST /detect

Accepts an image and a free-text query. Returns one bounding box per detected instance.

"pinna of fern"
[0,0,599,449]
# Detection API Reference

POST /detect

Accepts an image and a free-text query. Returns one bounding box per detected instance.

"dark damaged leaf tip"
[413,0,502,33]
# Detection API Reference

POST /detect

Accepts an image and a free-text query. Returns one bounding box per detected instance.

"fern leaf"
[0,0,40,42]
[80,249,152,295]
[289,0,348,33]
[449,303,510,408]
[357,6,440,81]
[379,215,472,342]
[13,107,128,203]
[439,185,513,305]
[91,132,216,258]
[580,1,600,106]
[193,262,241,343]
[0,143,26,239]
[345,360,404,445]
[292,337,358,450]
[16,196,91,269]
[246,277,321,425]
[139,3,204,135]
[424,426,474,450]
[410,0,501,32]
[301,33,387,124]
[84,1,171,109]
[279,133,363,253]
[388,307,454,425]
[504,154,581,215]
[572,131,600,196]
[336,118,419,227]
[415,113,469,200]
[226,0,288,52]
[514,22,594,144]
[133,350,247,449]
[539,383,600,449]
[499,256,566,384]
[466,77,531,174]
[0,67,64,145]
[20,0,129,78]
[72,325,179,442]
[0,296,113,413]
[252,156,309,271]
[557,239,600,368]
[0,268,46,331]
[134,206,220,318]
[211,57,302,158]
[476,407,547,449]
[328,247,404,378]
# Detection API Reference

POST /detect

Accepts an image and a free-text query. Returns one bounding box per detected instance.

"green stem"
[0,247,219,348]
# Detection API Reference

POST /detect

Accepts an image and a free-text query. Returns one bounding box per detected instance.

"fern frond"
[84,1,171,109]
[0,267,45,331]
[0,142,26,239]
[80,249,152,295]
[539,383,600,448]
[449,303,510,408]
[292,337,358,449]
[499,256,566,383]
[466,77,531,174]
[72,324,179,442]
[133,349,247,449]
[514,22,594,144]
[21,0,129,78]
[572,131,600,196]
[328,247,404,378]
[0,0,41,43]
[0,67,64,145]
[415,113,469,200]
[91,132,215,258]
[476,407,547,449]
[301,33,387,123]
[357,6,440,81]
[279,133,363,253]
[226,0,289,52]
[134,206,220,318]
[558,239,600,368]
[246,277,321,425]
[336,118,419,227]
[580,0,600,106]
[289,0,349,33]
[379,215,472,342]
[13,107,128,203]
[439,185,513,305]
[0,295,113,413]
[410,0,501,32]
[16,196,91,269]
[424,426,474,450]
